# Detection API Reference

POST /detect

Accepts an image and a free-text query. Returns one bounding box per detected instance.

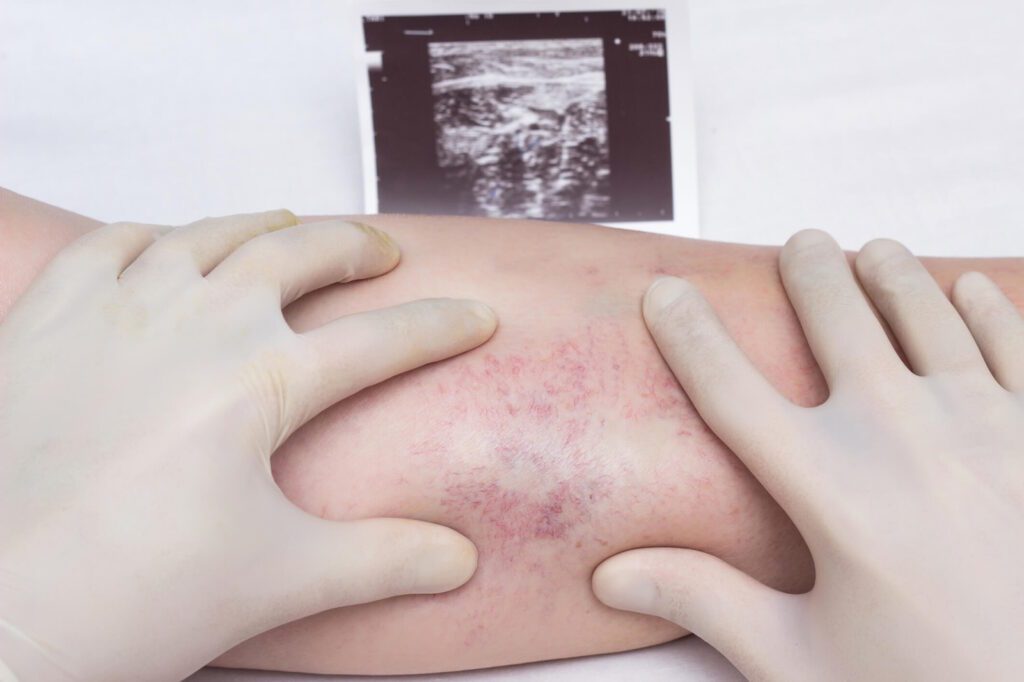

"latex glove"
[593,230,1024,681]
[0,211,496,681]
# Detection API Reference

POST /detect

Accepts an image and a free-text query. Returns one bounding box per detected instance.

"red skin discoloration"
[441,474,613,549]
[433,321,692,433]
[379,330,652,565]
[400,323,686,554]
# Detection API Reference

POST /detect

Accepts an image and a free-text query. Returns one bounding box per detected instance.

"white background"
[3,1,1024,680]
[4,1,1023,255]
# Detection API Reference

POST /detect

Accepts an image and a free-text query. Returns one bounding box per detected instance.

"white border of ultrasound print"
[350,0,698,237]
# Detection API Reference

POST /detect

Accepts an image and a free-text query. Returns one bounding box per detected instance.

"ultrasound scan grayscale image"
[428,39,611,220]
[364,11,675,223]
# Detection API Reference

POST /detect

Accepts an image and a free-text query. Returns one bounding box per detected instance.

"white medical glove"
[0,211,496,681]
[593,230,1024,681]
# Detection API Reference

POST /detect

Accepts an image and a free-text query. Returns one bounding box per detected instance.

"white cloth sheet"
[3,1,1024,680]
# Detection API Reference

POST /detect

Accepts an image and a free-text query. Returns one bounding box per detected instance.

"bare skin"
[1,188,1021,674]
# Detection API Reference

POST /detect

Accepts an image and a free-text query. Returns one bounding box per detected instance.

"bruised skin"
[2,190,1022,673]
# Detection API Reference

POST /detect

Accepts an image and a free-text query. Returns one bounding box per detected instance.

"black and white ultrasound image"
[429,39,610,220]
[364,11,673,223]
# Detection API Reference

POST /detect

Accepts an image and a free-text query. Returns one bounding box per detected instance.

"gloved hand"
[0,211,496,681]
[593,230,1024,680]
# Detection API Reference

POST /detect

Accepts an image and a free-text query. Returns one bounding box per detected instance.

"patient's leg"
[3,189,1021,674]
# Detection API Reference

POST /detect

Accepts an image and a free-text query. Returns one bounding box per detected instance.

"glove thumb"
[261,515,477,628]
[592,547,803,681]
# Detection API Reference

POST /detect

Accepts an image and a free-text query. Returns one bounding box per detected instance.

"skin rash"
[1,189,1021,673]
[228,217,823,672]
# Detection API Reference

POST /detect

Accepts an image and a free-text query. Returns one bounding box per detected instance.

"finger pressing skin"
[120,209,298,282]
[779,230,905,388]
[643,277,811,506]
[951,271,1024,391]
[264,515,478,628]
[593,548,803,681]
[282,298,497,432]
[855,239,987,377]
[205,219,400,307]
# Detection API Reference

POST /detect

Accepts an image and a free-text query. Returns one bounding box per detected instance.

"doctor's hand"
[593,230,1023,681]
[0,211,496,682]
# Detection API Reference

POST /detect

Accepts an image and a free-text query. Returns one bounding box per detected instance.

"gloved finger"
[263,515,478,627]
[119,209,298,282]
[44,221,172,281]
[642,277,813,507]
[855,239,988,377]
[280,298,496,434]
[205,219,400,307]
[593,547,803,681]
[780,230,906,389]
[951,271,1024,392]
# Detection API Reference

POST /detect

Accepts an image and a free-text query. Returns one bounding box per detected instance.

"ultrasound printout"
[361,10,674,224]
